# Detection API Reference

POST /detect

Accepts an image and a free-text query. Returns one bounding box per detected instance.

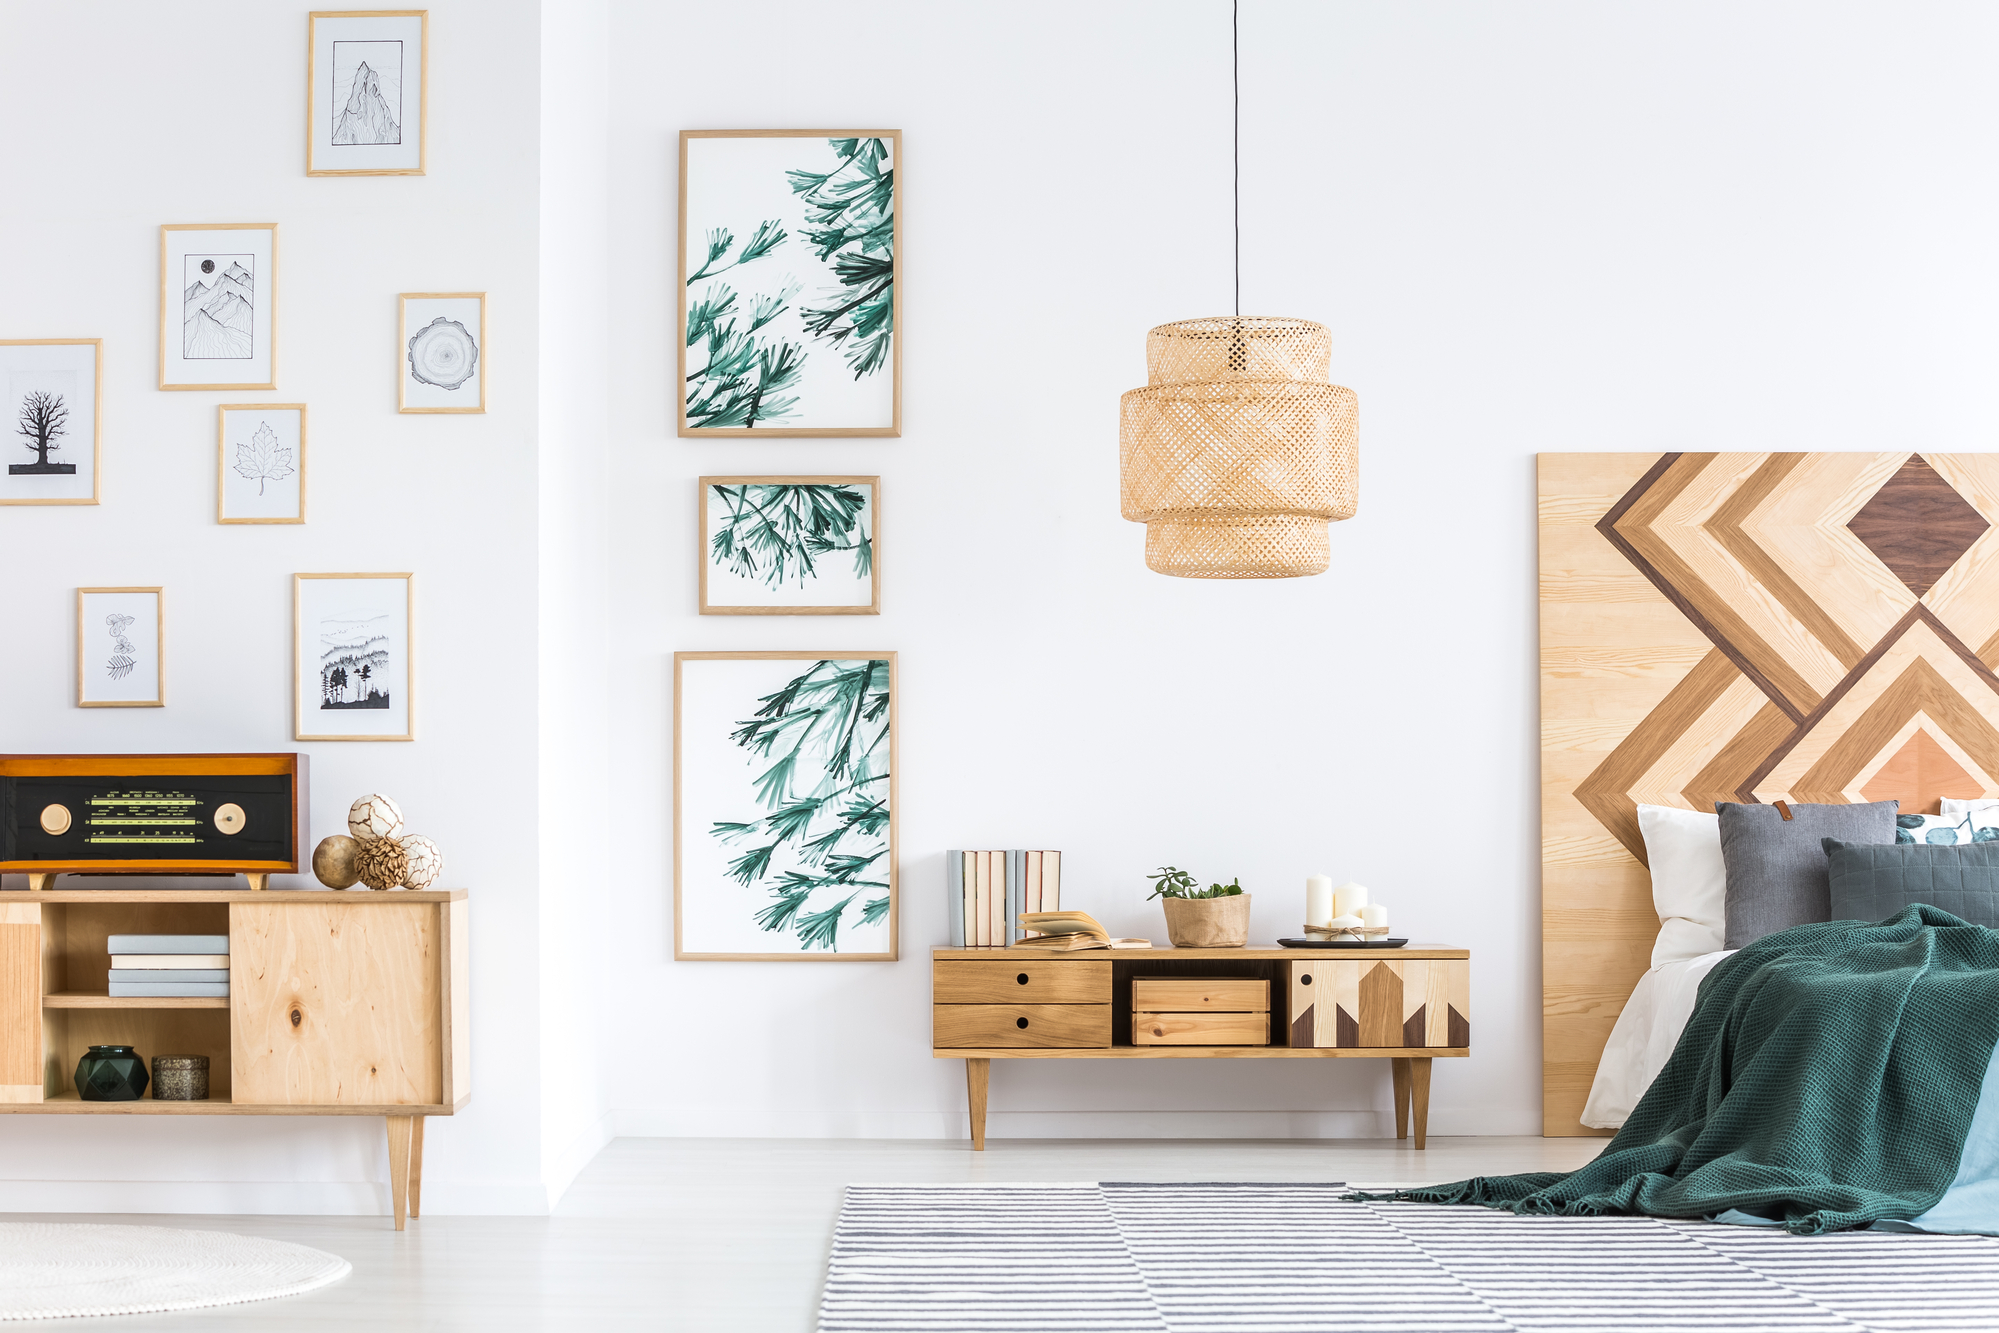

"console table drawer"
[1131,977,1269,1012]
[1133,1011,1270,1046]
[933,1004,1111,1048]
[933,960,1110,1005]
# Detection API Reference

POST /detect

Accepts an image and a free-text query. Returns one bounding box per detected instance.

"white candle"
[1306,875,1334,928]
[1361,903,1389,932]
[1333,881,1368,920]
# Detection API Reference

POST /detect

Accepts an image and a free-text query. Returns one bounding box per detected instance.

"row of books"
[947,850,1062,947]
[106,934,229,998]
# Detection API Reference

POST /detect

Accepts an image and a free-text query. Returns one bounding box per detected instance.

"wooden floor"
[6,1135,1605,1331]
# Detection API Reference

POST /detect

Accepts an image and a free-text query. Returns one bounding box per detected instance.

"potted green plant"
[1147,867,1251,948]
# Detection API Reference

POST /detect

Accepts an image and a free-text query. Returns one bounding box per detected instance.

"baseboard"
[612,1108,1441,1139]
[0,1178,555,1217]
[542,1109,615,1210]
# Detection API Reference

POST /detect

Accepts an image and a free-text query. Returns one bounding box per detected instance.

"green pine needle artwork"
[709,483,873,590]
[787,138,895,380]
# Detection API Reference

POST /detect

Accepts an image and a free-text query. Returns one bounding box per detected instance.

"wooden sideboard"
[0,888,468,1230]
[933,945,1469,1149]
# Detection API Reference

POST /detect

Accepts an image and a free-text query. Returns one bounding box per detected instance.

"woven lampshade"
[1119,316,1358,578]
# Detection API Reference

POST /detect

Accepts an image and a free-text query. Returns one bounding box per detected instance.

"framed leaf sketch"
[308,10,427,176]
[0,339,100,506]
[679,131,900,437]
[78,588,163,708]
[399,293,485,413]
[699,476,879,615]
[675,652,897,960]
[218,405,306,524]
[161,224,277,391]
[294,573,413,741]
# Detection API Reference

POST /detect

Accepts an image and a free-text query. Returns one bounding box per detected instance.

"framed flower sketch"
[399,293,485,412]
[675,652,897,960]
[218,405,306,524]
[161,224,277,391]
[678,131,900,437]
[699,476,879,615]
[1,340,100,506]
[307,10,427,176]
[78,588,163,708]
[294,573,413,741]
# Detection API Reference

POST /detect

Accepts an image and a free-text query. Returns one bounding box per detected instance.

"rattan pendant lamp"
[1119,1,1359,579]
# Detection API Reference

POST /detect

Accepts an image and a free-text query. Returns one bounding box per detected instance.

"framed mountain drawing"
[218,404,306,524]
[161,225,277,391]
[675,652,898,960]
[0,339,100,506]
[698,476,879,615]
[294,573,414,741]
[307,10,427,176]
[399,293,486,412]
[678,131,900,437]
[78,588,163,708]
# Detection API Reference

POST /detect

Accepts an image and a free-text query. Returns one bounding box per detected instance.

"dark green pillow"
[1823,838,1999,928]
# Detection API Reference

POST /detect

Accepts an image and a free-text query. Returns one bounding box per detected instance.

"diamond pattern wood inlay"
[1848,456,1991,597]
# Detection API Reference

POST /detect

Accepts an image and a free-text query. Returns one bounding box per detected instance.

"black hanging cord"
[1233,0,1241,318]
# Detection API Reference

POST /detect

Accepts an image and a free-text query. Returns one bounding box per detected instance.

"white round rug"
[0,1223,350,1321]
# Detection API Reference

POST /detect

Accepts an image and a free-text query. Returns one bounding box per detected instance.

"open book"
[1010,910,1151,951]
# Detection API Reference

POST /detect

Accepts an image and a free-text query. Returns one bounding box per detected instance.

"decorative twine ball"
[311,835,362,889]
[399,835,445,891]
[348,794,405,844]
[355,836,410,891]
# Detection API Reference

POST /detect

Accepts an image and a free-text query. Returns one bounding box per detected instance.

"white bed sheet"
[1580,949,1733,1130]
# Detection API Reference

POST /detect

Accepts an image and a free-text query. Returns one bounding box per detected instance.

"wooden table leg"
[386,1115,414,1231]
[408,1116,425,1219]
[1410,1057,1432,1150]
[1391,1058,1411,1140]
[966,1058,990,1151]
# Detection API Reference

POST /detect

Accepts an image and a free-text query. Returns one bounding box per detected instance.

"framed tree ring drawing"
[699,476,879,615]
[294,573,414,741]
[161,224,277,391]
[679,131,900,437]
[78,588,163,708]
[308,10,427,176]
[0,339,100,506]
[399,293,486,413]
[675,652,897,960]
[218,404,306,524]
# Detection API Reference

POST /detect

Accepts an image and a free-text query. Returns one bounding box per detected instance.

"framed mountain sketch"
[294,573,413,741]
[699,476,879,615]
[678,130,900,437]
[307,10,427,176]
[675,652,897,960]
[0,340,100,506]
[78,588,163,708]
[218,404,306,524]
[399,293,485,412]
[161,225,277,391]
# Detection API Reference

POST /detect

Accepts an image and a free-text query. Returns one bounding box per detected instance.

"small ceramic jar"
[151,1054,210,1101]
[76,1045,149,1101]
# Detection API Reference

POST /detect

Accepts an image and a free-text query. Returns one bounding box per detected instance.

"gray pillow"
[1716,800,1899,947]
[1824,838,1999,928]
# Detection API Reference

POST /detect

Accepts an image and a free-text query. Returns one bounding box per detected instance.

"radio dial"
[214,803,246,835]
[39,804,71,836]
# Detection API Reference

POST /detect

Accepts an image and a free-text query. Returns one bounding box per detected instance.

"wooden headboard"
[1539,452,1999,1134]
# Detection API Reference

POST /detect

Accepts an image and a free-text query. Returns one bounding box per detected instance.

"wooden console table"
[933,945,1468,1149]
[0,888,469,1230]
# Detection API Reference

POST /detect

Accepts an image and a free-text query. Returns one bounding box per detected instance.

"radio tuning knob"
[214,803,246,835]
[39,804,71,836]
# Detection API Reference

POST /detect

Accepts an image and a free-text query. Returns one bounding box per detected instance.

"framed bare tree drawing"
[0,340,100,505]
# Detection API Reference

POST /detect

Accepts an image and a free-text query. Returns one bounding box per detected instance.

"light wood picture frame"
[678,130,901,438]
[77,588,163,708]
[0,339,101,506]
[307,10,428,176]
[675,651,898,960]
[294,573,414,741]
[161,224,277,391]
[398,293,486,413]
[699,476,880,615]
[218,404,307,524]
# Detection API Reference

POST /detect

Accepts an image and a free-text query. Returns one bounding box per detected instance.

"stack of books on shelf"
[947,850,1061,947]
[106,934,229,998]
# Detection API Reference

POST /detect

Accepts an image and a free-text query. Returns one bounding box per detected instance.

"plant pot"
[75,1045,149,1101]
[1162,894,1252,948]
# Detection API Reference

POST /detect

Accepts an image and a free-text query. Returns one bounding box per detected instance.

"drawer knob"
[1016,1017,1029,1029]
[1016,973,1029,985]
[1301,973,1313,985]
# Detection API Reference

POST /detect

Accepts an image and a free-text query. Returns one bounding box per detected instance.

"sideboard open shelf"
[0,888,469,1229]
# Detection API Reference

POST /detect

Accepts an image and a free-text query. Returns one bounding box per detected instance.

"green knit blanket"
[1367,905,1999,1233]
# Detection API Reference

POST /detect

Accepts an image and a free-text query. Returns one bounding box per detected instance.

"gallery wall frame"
[674,651,898,961]
[678,130,902,438]
[0,339,101,506]
[398,293,486,413]
[698,476,881,616]
[77,587,163,708]
[307,9,428,176]
[294,572,414,742]
[161,224,278,391]
[218,404,307,524]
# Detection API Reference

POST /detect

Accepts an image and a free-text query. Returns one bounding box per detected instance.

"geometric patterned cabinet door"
[1285,959,1469,1049]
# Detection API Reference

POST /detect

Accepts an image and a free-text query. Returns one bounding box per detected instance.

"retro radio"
[0,754,308,890]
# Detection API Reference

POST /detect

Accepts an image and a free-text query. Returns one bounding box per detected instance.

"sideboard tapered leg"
[966,1058,989,1151]
[387,1115,414,1230]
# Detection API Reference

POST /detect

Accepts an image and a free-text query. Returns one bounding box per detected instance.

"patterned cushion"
[1824,839,1999,928]
[1896,811,1999,845]
[1716,800,1899,948]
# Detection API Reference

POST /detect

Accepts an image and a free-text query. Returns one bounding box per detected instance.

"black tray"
[1277,937,1409,949]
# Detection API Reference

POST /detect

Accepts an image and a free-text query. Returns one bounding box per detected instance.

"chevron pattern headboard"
[1539,452,1999,1133]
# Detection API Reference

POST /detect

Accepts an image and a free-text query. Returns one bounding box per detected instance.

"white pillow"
[1638,804,1727,966]
[1941,797,1999,817]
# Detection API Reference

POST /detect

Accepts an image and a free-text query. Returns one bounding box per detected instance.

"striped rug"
[817,1182,1999,1332]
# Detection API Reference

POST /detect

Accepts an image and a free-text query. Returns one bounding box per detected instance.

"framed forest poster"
[699,476,879,615]
[678,131,900,437]
[294,573,413,741]
[675,652,897,960]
